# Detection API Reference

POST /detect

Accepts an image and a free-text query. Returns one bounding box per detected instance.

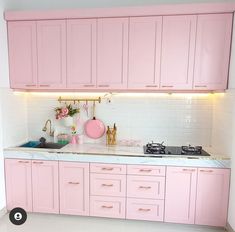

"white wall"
[27,93,213,146]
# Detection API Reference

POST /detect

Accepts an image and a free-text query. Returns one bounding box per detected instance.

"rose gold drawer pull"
[139,186,151,189]
[145,85,158,88]
[195,85,207,88]
[102,184,113,187]
[162,85,174,88]
[101,167,114,171]
[138,208,151,212]
[101,205,113,209]
[39,85,50,87]
[200,170,213,173]
[83,84,95,87]
[18,161,29,163]
[182,169,196,172]
[25,84,36,87]
[33,161,44,164]
[68,182,80,185]
[98,85,110,87]
[139,169,152,172]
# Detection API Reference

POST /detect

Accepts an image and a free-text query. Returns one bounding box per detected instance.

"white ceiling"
[2,0,235,10]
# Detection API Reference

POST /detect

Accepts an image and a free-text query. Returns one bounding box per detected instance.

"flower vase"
[71,135,77,144]
[63,116,73,127]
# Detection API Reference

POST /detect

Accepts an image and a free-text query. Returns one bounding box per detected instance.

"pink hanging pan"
[84,102,106,139]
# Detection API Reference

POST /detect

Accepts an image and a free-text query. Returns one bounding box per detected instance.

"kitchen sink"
[35,142,66,149]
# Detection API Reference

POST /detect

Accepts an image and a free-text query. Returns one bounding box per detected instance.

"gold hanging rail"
[58,96,101,104]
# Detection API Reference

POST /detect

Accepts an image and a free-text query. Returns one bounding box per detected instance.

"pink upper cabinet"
[59,162,89,216]
[5,159,33,212]
[37,20,66,89]
[97,18,128,89]
[193,14,233,90]
[195,168,230,227]
[8,21,37,89]
[67,19,97,89]
[128,17,162,90]
[32,160,59,214]
[164,167,197,224]
[160,15,196,90]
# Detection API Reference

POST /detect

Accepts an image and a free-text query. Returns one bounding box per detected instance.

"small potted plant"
[55,104,79,127]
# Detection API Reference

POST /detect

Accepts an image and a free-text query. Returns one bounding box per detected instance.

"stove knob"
[168,151,171,154]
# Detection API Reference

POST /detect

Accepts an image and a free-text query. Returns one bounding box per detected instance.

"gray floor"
[0,213,227,232]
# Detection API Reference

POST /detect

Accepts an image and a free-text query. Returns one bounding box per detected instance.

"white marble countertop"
[3,143,231,168]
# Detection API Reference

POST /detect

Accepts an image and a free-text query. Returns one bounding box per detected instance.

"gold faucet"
[42,119,54,137]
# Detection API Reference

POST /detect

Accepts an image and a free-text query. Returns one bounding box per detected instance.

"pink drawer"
[90,173,126,197]
[126,198,164,221]
[90,163,126,175]
[127,175,165,199]
[90,196,125,219]
[127,165,165,176]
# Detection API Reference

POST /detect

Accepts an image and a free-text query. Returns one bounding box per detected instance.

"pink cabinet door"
[90,196,126,219]
[37,20,66,89]
[97,18,128,89]
[32,160,59,213]
[164,167,197,224]
[67,19,96,89]
[160,15,196,90]
[59,162,89,216]
[194,14,233,90]
[126,198,164,221]
[8,21,37,89]
[5,159,32,212]
[128,17,162,90]
[127,175,165,199]
[195,168,230,227]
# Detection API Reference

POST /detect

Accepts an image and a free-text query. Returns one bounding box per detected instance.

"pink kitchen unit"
[5,6,233,92]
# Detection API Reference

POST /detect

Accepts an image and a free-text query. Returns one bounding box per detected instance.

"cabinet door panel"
[128,17,162,89]
[8,21,37,89]
[161,15,196,90]
[67,19,96,89]
[59,162,89,215]
[195,168,230,227]
[32,160,59,213]
[37,20,66,89]
[164,167,197,224]
[194,14,233,90]
[97,18,128,89]
[5,159,32,212]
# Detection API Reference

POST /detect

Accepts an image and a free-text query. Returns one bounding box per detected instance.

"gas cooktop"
[143,142,210,157]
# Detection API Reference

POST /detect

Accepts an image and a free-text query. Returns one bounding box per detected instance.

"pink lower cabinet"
[32,160,59,214]
[5,159,33,212]
[90,196,126,219]
[164,167,197,224]
[126,198,164,221]
[59,162,89,216]
[195,168,230,227]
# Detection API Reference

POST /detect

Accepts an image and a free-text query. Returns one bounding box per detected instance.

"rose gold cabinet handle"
[162,85,174,88]
[83,84,95,87]
[195,85,207,88]
[25,84,36,87]
[102,184,113,187]
[139,169,152,172]
[18,161,29,163]
[139,186,151,189]
[39,85,50,87]
[33,161,44,164]
[102,167,114,171]
[145,85,158,88]
[98,85,110,87]
[102,205,113,209]
[138,208,151,212]
[68,182,80,185]
[200,170,213,173]
[182,169,196,172]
